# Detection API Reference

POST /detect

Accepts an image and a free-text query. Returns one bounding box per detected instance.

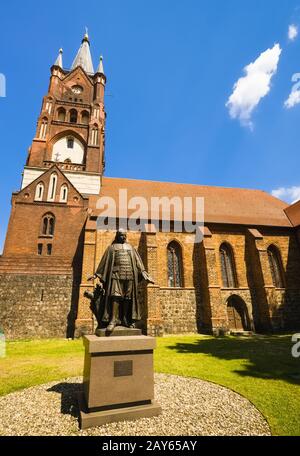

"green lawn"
[0,339,84,397]
[155,335,300,436]
[0,335,299,436]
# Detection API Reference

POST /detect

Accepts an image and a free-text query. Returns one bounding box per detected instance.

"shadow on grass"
[167,335,300,385]
[47,382,82,419]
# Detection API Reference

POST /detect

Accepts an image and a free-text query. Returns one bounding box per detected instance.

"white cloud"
[271,186,300,204]
[226,43,282,128]
[288,24,298,41]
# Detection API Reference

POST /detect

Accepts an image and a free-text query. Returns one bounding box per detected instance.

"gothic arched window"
[93,104,100,119]
[39,117,48,139]
[47,173,57,202]
[41,213,55,237]
[81,110,89,124]
[167,241,183,287]
[59,184,68,203]
[267,245,285,288]
[35,182,44,201]
[57,107,66,122]
[69,109,78,123]
[45,99,52,114]
[220,243,238,288]
[91,125,99,145]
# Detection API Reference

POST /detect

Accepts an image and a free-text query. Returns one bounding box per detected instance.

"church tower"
[24,31,106,191]
[0,33,106,339]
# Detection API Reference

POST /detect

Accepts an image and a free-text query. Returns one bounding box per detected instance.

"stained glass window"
[220,243,238,288]
[167,241,183,287]
[267,245,285,288]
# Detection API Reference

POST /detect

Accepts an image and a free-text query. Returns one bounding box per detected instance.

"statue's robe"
[94,242,147,323]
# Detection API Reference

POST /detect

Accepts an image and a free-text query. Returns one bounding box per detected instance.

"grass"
[0,334,299,435]
[0,339,84,396]
[155,334,300,436]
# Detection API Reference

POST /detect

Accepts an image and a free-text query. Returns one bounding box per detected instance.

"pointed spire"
[83,26,89,43]
[96,55,104,74]
[54,48,63,68]
[71,30,94,74]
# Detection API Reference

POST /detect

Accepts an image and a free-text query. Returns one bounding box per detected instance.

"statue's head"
[115,229,127,244]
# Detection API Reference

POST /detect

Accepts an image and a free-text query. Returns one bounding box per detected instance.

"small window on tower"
[57,107,66,122]
[69,109,78,123]
[47,244,52,256]
[67,138,74,149]
[38,244,43,255]
[81,110,89,124]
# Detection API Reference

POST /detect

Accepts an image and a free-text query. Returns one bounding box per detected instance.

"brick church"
[1,34,300,339]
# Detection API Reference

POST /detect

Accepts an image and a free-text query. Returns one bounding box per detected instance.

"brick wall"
[0,165,87,340]
[77,229,203,336]
[76,224,300,336]
[3,167,88,260]
[2,220,298,339]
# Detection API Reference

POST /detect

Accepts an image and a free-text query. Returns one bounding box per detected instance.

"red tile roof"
[285,200,300,227]
[88,177,292,227]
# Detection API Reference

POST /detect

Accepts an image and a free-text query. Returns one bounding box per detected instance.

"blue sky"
[1,0,300,251]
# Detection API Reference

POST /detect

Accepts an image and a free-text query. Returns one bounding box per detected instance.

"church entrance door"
[227,296,249,331]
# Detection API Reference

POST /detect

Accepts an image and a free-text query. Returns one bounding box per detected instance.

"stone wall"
[0,273,74,339]
[159,287,198,334]
[266,288,300,331]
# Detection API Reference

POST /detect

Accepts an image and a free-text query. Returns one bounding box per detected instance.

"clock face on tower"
[71,85,83,94]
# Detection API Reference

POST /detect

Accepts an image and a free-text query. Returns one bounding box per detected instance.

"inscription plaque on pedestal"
[114,360,133,377]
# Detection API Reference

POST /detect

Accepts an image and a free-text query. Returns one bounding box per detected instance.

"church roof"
[89,177,292,228]
[71,32,94,74]
[285,199,300,227]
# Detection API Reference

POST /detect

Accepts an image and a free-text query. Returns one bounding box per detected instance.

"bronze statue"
[86,229,154,334]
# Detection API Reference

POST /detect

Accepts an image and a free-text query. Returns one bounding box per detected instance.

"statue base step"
[95,326,142,337]
[78,393,161,429]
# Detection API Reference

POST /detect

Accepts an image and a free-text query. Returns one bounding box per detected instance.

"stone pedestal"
[79,335,162,429]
